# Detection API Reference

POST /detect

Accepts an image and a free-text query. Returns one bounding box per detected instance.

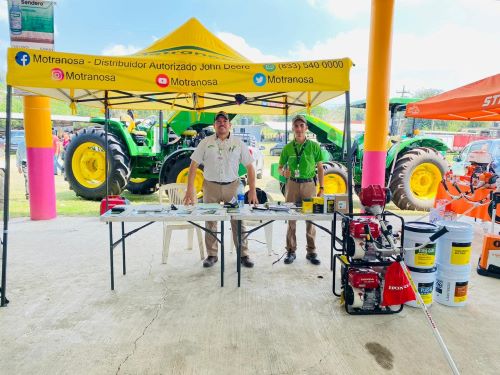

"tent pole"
[285,97,289,143]
[159,110,164,146]
[104,92,109,210]
[1,85,13,307]
[345,91,353,213]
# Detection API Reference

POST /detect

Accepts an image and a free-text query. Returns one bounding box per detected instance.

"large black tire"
[161,156,204,198]
[322,162,348,195]
[126,178,158,195]
[65,128,131,200]
[390,147,448,210]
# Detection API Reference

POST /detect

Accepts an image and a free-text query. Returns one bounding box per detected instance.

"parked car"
[0,130,25,153]
[233,133,264,179]
[452,138,499,175]
[234,133,257,148]
[269,142,285,156]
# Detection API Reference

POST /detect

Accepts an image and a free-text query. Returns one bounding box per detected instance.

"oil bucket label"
[450,242,472,265]
[435,279,443,295]
[414,243,436,266]
[454,281,468,303]
[418,281,434,305]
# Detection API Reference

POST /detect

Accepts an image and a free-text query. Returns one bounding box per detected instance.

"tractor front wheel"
[390,147,448,210]
[162,156,204,199]
[279,162,348,197]
[322,162,348,195]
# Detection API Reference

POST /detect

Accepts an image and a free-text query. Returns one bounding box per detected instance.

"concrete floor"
[0,216,499,375]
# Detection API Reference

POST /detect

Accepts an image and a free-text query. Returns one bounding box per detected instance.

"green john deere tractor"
[271,98,450,210]
[64,111,246,200]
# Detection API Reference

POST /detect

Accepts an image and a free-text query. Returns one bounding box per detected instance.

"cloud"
[289,28,369,100]
[101,44,141,56]
[306,0,368,20]
[0,1,7,23]
[391,23,499,94]
[216,31,283,62]
[288,19,499,101]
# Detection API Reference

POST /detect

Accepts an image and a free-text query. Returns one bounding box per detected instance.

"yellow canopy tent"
[7,18,352,114]
[2,18,354,303]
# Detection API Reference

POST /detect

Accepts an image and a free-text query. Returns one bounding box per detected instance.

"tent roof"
[7,18,353,115]
[405,74,500,121]
[135,18,248,62]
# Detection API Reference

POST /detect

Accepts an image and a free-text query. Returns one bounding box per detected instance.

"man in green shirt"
[278,115,324,265]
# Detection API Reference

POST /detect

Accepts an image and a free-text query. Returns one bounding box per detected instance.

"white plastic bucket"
[435,263,471,307]
[405,266,436,308]
[436,221,473,268]
[404,222,439,270]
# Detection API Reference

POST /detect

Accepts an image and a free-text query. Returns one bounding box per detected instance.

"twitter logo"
[253,73,266,87]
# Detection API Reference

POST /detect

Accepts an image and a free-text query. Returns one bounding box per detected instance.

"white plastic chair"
[229,220,274,255]
[158,183,205,264]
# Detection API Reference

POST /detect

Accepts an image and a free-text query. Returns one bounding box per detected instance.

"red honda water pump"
[345,268,382,310]
[333,185,405,315]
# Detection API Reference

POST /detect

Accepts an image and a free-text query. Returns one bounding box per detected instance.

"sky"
[0,0,499,103]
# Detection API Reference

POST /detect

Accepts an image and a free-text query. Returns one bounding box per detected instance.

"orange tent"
[406,74,500,121]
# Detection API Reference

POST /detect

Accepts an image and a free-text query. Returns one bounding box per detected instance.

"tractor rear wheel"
[162,156,204,199]
[126,178,158,195]
[390,147,448,210]
[65,128,131,200]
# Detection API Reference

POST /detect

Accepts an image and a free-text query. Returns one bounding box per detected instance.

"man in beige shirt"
[183,111,258,268]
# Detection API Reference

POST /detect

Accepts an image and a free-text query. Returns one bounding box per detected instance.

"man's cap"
[292,114,307,125]
[215,111,229,121]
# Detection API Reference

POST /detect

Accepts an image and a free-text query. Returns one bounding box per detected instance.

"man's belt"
[289,177,314,183]
[206,180,237,186]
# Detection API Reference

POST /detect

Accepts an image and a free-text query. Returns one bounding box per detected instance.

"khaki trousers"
[203,180,249,257]
[285,180,316,253]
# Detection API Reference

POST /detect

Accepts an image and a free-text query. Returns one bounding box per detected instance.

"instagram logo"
[51,68,64,81]
[156,74,169,88]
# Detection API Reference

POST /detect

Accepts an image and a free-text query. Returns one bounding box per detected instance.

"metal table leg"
[237,220,242,287]
[121,222,126,275]
[221,221,224,287]
[109,222,114,290]
[330,220,334,271]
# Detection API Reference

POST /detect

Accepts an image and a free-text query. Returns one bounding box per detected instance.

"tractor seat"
[131,129,147,145]
[182,130,197,137]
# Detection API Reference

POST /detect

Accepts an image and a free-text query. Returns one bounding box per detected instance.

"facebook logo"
[15,51,30,66]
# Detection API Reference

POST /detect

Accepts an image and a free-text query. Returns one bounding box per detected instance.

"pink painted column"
[24,96,56,220]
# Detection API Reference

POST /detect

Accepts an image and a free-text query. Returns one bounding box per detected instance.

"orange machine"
[435,152,498,222]
[477,192,500,278]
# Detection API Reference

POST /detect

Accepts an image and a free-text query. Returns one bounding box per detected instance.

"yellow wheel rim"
[176,166,204,198]
[129,178,147,184]
[409,162,442,200]
[323,173,347,194]
[71,142,106,188]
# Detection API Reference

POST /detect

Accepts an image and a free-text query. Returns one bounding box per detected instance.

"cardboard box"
[334,194,349,214]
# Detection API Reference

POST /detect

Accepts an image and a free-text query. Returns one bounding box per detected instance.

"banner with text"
[7,48,352,93]
[8,0,55,50]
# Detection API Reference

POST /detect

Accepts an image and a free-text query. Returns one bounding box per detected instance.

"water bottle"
[9,0,22,36]
[237,183,245,208]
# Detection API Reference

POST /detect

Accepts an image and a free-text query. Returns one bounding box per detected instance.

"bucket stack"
[403,222,439,307]
[435,221,473,307]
